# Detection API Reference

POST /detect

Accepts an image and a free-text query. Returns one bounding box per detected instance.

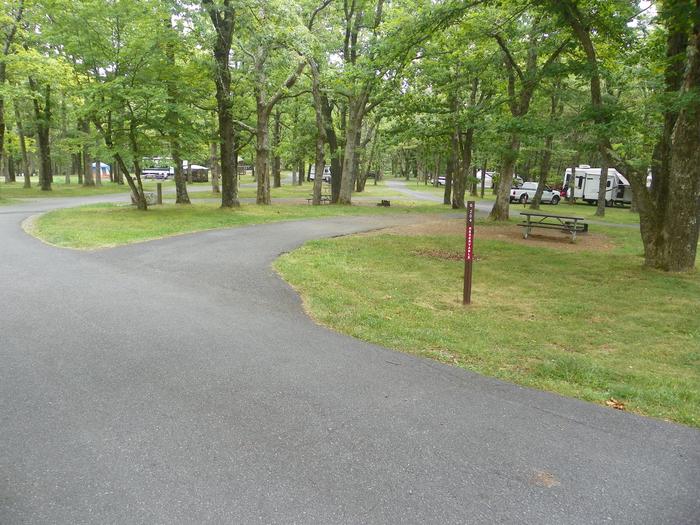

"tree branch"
[233,119,255,134]
[494,34,525,83]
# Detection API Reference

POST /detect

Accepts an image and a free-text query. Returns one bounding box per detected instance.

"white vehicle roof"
[567,166,626,182]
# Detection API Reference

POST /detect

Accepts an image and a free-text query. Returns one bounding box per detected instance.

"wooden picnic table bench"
[307,193,332,204]
[519,211,588,242]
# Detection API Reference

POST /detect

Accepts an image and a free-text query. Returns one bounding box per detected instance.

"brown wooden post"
[463,200,475,305]
[156,182,163,205]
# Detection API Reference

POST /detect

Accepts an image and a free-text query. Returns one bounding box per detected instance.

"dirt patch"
[366,218,614,252]
[411,248,463,261]
[530,470,561,488]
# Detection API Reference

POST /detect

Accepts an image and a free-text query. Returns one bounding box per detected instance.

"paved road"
[0,196,698,524]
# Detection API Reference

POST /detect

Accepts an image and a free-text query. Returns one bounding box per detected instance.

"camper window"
[577,176,584,189]
[606,180,612,188]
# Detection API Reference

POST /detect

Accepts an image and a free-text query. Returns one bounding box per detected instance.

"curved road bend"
[0,196,698,524]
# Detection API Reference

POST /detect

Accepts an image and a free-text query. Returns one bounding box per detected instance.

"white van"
[563,165,632,206]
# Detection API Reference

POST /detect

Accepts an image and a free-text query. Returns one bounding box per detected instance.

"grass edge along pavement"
[0,181,131,202]
[29,201,451,250]
[275,220,700,428]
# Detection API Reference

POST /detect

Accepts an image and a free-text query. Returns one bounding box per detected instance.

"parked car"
[510,182,560,204]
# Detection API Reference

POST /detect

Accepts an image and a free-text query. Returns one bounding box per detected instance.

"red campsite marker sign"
[463,201,475,305]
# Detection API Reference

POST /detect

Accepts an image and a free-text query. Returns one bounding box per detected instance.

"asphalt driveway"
[0,195,698,524]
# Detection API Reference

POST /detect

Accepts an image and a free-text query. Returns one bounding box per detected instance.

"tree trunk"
[114,160,122,185]
[309,58,327,205]
[452,127,472,209]
[351,126,362,191]
[94,156,102,186]
[273,109,281,188]
[339,100,363,205]
[595,154,609,216]
[470,165,478,196]
[556,1,611,215]
[131,160,147,210]
[210,142,220,194]
[123,117,148,210]
[480,158,487,198]
[567,157,578,204]
[29,80,52,191]
[15,105,30,188]
[641,7,700,271]
[531,135,553,210]
[0,111,4,184]
[357,132,378,193]
[74,153,82,184]
[80,119,94,187]
[312,134,324,205]
[444,143,454,205]
[490,133,520,220]
[255,104,271,205]
[165,16,190,205]
[204,0,239,208]
[298,159,305,186]
[434,154,441,188]
[173,152,190,204]
[8,154,16,182]
[532,89,560,209]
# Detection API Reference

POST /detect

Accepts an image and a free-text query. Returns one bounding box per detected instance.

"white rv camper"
[563,165,632,206]
[475,170,496,189]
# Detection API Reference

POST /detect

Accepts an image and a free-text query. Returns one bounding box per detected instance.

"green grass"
[1,179,130,201]
[275,221,699,427]
[31,201,447,249]
[182,180,404,201]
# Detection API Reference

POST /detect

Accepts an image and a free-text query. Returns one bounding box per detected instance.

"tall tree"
[164,13,190,205]
[489,12,569,220]
[202,0,240,208]
[337,0,386,205]
[609,0,700,271]
[0,0,23,182]
[27,76,52,190]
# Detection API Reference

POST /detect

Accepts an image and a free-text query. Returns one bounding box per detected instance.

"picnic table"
[307,193,332,204]
[519,211,588,242]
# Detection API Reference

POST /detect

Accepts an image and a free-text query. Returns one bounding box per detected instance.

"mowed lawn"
[275,221,699,427]
[0,179,129,201]
[30,201,447,249]
[174,180,405,200]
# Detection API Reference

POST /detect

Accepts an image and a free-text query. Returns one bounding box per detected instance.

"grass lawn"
[30,201,447,249]
[275,220,699,427]
[0,179,129,202]
[182,180,404,201]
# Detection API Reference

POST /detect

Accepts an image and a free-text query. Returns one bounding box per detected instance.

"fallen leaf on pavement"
[606,398,626,410]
